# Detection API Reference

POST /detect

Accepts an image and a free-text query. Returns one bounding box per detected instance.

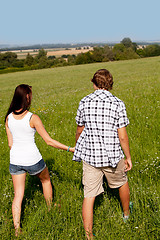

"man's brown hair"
[91,69,113,90]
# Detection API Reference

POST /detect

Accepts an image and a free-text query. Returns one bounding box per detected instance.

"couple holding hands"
[5,69,132,239]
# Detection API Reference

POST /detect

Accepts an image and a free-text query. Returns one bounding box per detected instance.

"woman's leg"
[37,167,52,207]
[12,173,26,235]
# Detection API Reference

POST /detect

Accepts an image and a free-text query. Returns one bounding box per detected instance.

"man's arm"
[76,125,85,143]
[118,127,132,172]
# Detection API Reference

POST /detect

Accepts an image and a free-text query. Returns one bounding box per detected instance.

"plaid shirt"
[72,89,129,167]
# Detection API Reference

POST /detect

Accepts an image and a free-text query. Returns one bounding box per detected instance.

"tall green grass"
[0,57,160,239]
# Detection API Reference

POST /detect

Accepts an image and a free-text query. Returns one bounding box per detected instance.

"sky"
[1,0,160,45]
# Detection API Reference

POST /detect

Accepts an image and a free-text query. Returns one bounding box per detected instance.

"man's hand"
[124,158,132,172]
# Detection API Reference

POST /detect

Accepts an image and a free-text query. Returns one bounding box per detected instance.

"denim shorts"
[9,159,46,176]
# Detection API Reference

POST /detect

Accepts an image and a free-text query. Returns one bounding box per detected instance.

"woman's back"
[8,112,35,143]
[8,111,42,166]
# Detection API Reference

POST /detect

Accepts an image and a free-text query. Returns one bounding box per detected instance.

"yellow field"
[4,47,93,59]
[47,47,93,57]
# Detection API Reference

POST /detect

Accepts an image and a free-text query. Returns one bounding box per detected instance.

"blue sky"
[1,0,160,45]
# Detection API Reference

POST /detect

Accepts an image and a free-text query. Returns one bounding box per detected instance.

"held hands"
[68,147,75,153]
[124,158,132,172]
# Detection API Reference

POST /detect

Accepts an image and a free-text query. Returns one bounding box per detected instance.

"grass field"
[0,57,160,239]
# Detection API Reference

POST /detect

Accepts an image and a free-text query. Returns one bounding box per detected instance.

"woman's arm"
[30,114,74,152]
[5,118,13,150]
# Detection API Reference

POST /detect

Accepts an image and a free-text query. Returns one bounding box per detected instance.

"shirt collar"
[94,89,110,94]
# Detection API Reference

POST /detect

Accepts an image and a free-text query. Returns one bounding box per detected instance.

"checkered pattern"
[72,90,129,167]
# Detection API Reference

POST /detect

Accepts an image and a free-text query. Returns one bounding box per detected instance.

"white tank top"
[8,112,42,166]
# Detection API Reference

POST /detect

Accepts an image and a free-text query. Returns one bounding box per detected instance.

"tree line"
[1,38,160,74]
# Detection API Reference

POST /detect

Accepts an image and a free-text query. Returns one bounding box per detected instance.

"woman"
[5,84,74,236]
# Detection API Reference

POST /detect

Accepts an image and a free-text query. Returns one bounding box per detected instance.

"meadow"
[0,56,160,239]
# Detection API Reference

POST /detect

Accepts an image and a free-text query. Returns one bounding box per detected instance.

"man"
[73,69,132,239]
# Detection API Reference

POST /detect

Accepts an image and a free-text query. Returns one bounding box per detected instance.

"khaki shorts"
[83,159,128,198]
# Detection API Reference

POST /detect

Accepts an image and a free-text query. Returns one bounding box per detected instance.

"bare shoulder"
[30,114,42,128]
[31,114,40,121]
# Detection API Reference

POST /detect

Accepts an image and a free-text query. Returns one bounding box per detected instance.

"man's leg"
[119,181,130,216]
[82,197,95,240]
[82,161,103,239]
[103,159,130,218]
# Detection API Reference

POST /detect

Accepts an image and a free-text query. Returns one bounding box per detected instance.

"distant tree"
[38,56,49,69]
[35,48,47,62]
[0,52,18,68]
[75,52,93,65]
[48,55,56,59]
[136,48,145,57]
[12,59,24,68]
[92,47,104,62]
[2,52,17,65]
[102,45,114,61]
[61,54,70,58]
[123,48,139,59]
[25,53,34,66]
[75,45,114,64]
[132,42,138,51]
[121,38,133,48]
[113,47,139,61]
[113,39,139,60]
[113,43,125,52]
[55,57,68,66]
[143,44,160,57]
[67,55,76,65]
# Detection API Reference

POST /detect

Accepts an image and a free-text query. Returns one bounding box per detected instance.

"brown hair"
[5,84,32,121]
[91,69,113,90]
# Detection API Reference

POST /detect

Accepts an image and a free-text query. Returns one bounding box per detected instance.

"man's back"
[73,89,129,167]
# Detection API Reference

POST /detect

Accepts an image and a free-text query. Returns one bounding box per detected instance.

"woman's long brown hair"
[5,84,32,122]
